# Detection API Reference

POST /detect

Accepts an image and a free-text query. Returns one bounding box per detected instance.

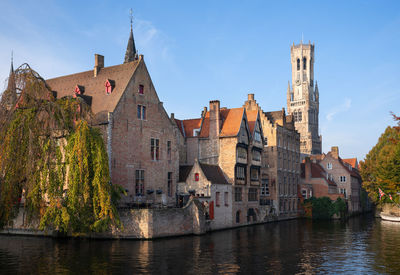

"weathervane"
[130,8,133,30]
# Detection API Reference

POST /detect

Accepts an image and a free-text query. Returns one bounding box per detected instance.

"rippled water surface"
[1,215,400,274]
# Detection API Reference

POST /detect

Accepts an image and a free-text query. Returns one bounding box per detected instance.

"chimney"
[171,113,174,120]
[331,146,339,159]
[94,54,104,77]
[304,157,311,180]
[248,93,254,101]
[209,100,221,138]
[201,106,207,118]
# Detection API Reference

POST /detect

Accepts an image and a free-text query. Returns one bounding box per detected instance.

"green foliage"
[0,64,122,233]
[360,119,400,205]
[304,197,348,220]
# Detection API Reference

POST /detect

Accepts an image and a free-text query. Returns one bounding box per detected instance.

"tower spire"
[3,52,17,109]
[124,8,137,63]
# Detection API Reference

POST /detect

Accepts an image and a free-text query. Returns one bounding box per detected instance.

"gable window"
[216,192,220,207]
[194,173,199,181]
[167,172,173,197]
[327,162,332,170]
[237,147,247,161]
[340,176,346,183]
[254,131,261,142]
[248,188,258,201]
[138,84,144,95]
[105,80,114,94]
[137,105,146,120]
[151,138,160,160]
[167,141,171,160]
[235,187,242,202]
[252,150,261,162]
[235,166,246,181]
[135,170,144,195]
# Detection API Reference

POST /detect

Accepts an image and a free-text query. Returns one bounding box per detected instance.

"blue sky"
[0,0,399,160]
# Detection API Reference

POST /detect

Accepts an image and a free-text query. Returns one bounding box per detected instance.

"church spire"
[3,52,17,109]
[124,9,137,63]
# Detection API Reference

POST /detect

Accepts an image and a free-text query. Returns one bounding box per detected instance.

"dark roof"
[46,59,140,121]
[179,165,193,182]
[199,163,229,185]
[124,27,137,63]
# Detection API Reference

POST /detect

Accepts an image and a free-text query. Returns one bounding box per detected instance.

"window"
[261,176,269,196]
[297,58,300,71]
[167,141,171,160]
[251,167,259,181]
[236,211,241,223]
[254,131,261,142]
[237,147,247,160]
[248,188,258,201]
[264,137,268,147]
[236,166,246,180]
[340,188,347,198]
[138,84,144,95]
[167,172,173,197]
[151,138,160,160]
[303,57,307,70]
[216,192,220,207]
[224,192,229,206]
[298,111,302,122]
[194,173,199,181]
[135,170,144,195]
[235,187,242,201]
[340,176,346,182]
[252,150,261,162]
[137,105,146,120]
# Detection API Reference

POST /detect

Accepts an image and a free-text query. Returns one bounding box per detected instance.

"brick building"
[310,146,362,214]
[46,25,181,207]
[243,94,301,219]
[175,100,264,225]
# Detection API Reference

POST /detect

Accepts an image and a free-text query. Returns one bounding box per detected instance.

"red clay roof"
[46,60,140,120]
[301,162,337,186]
[246,110,258,135]
[220,108,245,137]
[343,158,358,169]
[175,118,202,138]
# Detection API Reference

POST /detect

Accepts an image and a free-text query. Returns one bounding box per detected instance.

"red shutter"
[195,173,199,181]
[209,201,214,220]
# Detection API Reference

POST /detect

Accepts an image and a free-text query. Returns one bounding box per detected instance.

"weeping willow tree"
[0,64,122,233]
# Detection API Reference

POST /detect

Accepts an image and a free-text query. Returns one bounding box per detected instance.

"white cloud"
[326,97,352,121]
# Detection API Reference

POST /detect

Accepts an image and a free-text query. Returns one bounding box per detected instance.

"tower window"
[303,57,307,70]
[297,59,300,71]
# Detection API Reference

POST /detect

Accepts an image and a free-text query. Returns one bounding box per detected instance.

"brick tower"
[287,41,322,156]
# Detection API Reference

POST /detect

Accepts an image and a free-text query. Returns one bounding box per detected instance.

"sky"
[0,0,399,161]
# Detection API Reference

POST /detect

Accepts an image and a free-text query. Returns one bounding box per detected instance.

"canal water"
[0,214,399,274]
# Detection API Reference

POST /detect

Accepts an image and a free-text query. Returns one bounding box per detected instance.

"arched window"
[297,59,300,71]
[303,57,307,70]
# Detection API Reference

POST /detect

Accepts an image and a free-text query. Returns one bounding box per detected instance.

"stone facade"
[287,42,322,156]
[176,100,264,226]
[243,94,300,219]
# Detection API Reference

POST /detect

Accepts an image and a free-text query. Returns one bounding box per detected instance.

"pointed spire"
[287,81,291,94]
[4,52,17,109]
[124,8,137,63]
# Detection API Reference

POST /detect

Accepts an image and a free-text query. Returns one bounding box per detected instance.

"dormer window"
[105,79,115,94]
[193,128,200,136]
[74,85,84,96]
[138,84,144,95]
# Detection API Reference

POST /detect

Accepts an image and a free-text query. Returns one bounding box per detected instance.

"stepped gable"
[199,163,229,185]
[46,60,140,123]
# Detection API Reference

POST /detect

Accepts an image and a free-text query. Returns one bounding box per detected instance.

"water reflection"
[1,215,400,274]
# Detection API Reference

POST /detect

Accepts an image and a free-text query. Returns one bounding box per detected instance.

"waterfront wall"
[0,198,207,239]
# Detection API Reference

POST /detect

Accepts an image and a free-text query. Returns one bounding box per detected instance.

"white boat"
[380,213,400,222]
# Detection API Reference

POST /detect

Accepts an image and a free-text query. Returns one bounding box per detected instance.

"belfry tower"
[287,41,321,156]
